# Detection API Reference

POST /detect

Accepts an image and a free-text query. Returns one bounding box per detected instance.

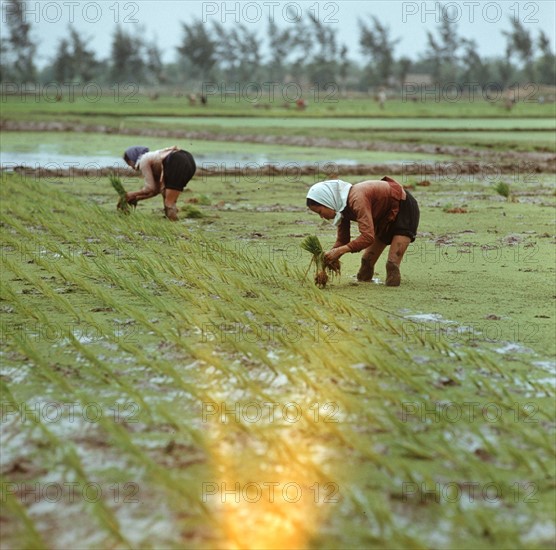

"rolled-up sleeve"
[334,216,351,248]
[344,188,375,252]
[346,211,375,252]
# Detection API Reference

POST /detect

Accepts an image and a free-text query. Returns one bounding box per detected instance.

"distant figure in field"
[504,96,515,111]
[296,98,307,110]
[122,145,197,221]
[200,93,208,106]
[188,93,197,106]
[377,88,387,110]
[306,177,420,286]
[503,89,516,111]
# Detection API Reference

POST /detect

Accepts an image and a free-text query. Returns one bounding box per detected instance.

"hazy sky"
[3,0,555,68]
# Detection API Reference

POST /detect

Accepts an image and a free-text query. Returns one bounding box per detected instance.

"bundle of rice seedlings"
[197,194,212,206]
[182,204,205,219]
[300,235,340,288]
[109,174,130,213]
[495,181,514,202]
[495,182,510,198]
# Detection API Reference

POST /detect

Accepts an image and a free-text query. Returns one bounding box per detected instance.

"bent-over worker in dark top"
[306,177,420,286]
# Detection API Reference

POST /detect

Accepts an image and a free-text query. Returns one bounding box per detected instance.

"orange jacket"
[334,176,406,252]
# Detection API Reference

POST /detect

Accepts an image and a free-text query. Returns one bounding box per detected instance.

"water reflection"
[1,151,369,171]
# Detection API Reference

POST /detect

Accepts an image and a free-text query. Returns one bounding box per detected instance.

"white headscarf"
[307,179,352,226]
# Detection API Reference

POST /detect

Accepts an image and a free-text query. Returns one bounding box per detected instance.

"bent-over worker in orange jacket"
[306,177,420,286]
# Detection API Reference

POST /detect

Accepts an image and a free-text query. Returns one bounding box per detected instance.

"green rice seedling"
[60,447,129,545]
[197,194,212,206]
[10,330,73,392]
[3,257,83,321]
[495,181,511,199]
[300,235,340,288]
[0,482,48,549]
[181,205,205,219]
[67,334,153,415]
[109,173,131,213]
[0,279,43,322]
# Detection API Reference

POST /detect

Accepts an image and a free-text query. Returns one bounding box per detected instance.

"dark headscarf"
[124,146,149,168]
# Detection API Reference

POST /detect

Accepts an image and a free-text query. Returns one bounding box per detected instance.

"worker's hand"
[324,247,345,264]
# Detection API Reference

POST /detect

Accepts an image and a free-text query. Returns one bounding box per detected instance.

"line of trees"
[1,0,554,90]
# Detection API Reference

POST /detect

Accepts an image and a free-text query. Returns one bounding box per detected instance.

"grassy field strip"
[126,116,556,130]
[3,177,552,396]
[2,177,551,399]
[1,244,540,430]
[1,175,554,548]
[3,96,554,121]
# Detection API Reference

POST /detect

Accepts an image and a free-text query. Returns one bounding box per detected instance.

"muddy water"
[1,151,377,170]
[1,151,129,169]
